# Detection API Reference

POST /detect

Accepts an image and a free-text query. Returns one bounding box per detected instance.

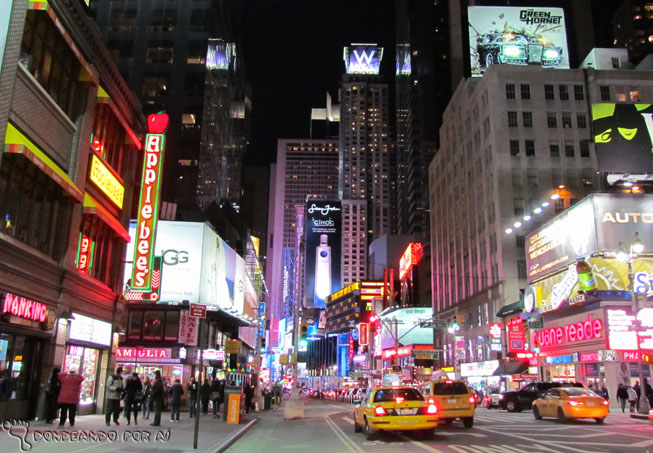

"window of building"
[0,153,72,258]
[190,10,208,31]
[576,113,587,128]
[0,333,37,402]
[149,9,177,32]
[565,140,575,157]
[145,40,175,64]
[612,57,620,69]
[580,140,591,158]
[520,84,530,100]
[600,85,610,101]
[513,198,524,216]
[506,84,515,99]
[19,11,84,120]
[547,112,557,128]
[574,85,584,100]
[142,73,170,97]
[631,90,641,102]
[187,40,206,64]
[92,103,129,172]
[511,168,522,187]
[554,198,565,213]
[525,140,535,156]
[527,168,538,186]
[510,140,520,156]
[508,111,518,127]
[517,261,527,279]
[184,72,204,96]
[544,84,554,100]
[559,85,569,100]
[522,112,533,128]
[516,235,525,248]
[109,8,137,32]
[562,111,572,128]
[549,141,560,157]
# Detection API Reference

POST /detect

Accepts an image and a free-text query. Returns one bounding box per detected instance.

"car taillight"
[567,400,580,406]
[428,398,435,404]
[468,395,476,404]
[395,396,405,404]
[427,404,437,414]
[374,406,387,416]
[602,400,609,406]
[499,394,504,400]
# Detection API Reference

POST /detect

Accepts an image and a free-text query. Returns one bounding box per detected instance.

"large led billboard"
[123,221,257,317]
[304,200,341,309]
[526,193,653,281]
[379,307,433,349]
[468,6,569,77]
[206,38,236,71]
[344,44,383,75]
[592,103,653,173]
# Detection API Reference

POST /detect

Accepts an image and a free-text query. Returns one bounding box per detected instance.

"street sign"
[411,350,440,360]
[224,339,242,354]
[420,320,448,329]
[528,317,543,329]
[189,303,206,318]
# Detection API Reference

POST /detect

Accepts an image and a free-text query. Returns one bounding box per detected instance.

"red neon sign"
[489,323,502,339]
[580,352,599,362]
[2,293,47,322]
[507,318,526,353]
[399,242,423,280]
[115,347,169,359]
[131,113,168,291]
[532,314,603,349]
[76,233,93,274]
[359,323,369,346]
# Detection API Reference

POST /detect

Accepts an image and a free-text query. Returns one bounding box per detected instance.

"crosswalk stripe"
[342,416,354,424]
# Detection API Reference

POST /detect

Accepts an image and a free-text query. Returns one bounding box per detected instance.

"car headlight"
[503,46,522,57]
[544,49,560,59]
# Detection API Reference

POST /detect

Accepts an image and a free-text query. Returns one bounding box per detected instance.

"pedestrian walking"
[210,378,222,417]
[44,367,61,424]
[644,377,653,407]
[105,366,124,426]
[169,378,184,422]
[123,373,143,425]
[244,383,253,413]
[616,383,628,413]
[627,386,638,413]
[142,376,152,420]
[57,370,84,427]
[150,370,164,426]
[200,379,211,414]
[634,381,641,412]
[188,376,198,418]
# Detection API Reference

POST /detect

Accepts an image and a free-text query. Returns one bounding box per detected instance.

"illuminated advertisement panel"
[344,44,383,75]
[379,307,432,349]
[395,43,411,75]
[399,242,423,280]
[527,193,653,281]
[89,154,124,209]
[206,38,236,71]
[131,113,168,291]
[75,233,94,274]
[304,200,341,309]
[592,103,653,173]
[468,6,569,77]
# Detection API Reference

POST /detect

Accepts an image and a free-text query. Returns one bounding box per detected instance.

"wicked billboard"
[304,200,341,309]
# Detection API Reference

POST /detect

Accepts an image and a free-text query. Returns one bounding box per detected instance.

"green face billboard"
[592,103,653,173]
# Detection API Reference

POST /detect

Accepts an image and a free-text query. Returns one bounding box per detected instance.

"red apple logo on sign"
[147,112,169,134]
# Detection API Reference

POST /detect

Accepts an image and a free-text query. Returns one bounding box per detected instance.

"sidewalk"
[0,403,284,453]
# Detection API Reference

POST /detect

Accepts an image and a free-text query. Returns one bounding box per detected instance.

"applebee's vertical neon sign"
[131,113,168,290]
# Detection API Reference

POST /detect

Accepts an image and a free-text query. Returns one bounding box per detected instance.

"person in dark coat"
[123,373,143,425]
[200,380,211,415]
[188,376,199,418]
[211,378,222,417]
[105,366,124,426]
[150,370,164,426]
[644,377,653,408]
[244,384,254,414]
[57,370,84,427]
[169,379,184,422]
[142,376,152,420]
[44,367,61,424]
[616,383,629,413]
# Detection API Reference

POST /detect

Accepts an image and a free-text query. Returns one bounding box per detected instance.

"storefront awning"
[83,193,130,242]
[496,300,524,318]
[4,123,83,202]
[493,360,529,376]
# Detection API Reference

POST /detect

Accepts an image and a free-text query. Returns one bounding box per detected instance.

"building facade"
[0,0,143,420]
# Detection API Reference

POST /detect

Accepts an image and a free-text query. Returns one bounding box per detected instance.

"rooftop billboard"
[592,103,653,174]
[468,6,569,77]
[344,44,383,75]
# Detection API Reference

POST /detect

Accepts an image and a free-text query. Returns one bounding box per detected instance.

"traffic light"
[298,324,308,351]
[644,353,651,363]
[260,337,266,353]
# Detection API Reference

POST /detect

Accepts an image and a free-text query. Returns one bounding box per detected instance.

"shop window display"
[64,345,99,405]
[0,333,34,401]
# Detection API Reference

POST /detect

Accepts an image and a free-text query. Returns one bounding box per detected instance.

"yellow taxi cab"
[422,378,475,428]
[353,381,438,440]
[532,387,609,423]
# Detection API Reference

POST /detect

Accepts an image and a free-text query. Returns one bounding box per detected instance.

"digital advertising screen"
[468,6,569,77]
[304,200,342,309]
[592,103,653,173]
[344,44,383,75]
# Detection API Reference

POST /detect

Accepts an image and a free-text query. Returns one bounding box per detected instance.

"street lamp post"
[617,232,650,415]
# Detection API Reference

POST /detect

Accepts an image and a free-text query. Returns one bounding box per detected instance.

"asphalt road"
[227,399,653,453]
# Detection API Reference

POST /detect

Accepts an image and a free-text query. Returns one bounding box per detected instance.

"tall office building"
[339,44,396,287]
[612,0,653,64]
[266,140,339,319]
[429,58,653,367]
[91,0,249,214]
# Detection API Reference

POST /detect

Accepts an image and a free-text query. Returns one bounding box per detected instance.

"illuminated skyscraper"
[339,44,396,287]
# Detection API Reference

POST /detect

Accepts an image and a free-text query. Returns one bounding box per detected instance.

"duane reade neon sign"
[131,113,168,290]
[533,314,603,348]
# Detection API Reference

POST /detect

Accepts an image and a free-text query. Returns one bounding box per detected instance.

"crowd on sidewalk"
[43,366,284,428]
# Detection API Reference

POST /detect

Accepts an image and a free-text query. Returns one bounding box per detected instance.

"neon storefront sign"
[76,233,94,274]
[533,314,603,349]
[382,346,413,359]
[89,154,124,209]
[580,352,599,362]
[115,347,170,359]
[2,293,47,322]
[399,242,423,280]
[131,113,168,291]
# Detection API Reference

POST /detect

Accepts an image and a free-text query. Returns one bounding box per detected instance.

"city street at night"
[227,399,653,453]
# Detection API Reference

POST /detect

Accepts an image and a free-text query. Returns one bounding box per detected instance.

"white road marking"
[474,426,605,453]
[324,417,363,453]
[396,433,444,452]
[435,431,487,438]
[342,416,355,424]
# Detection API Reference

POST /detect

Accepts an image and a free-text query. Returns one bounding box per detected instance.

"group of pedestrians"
[616,379,653,413]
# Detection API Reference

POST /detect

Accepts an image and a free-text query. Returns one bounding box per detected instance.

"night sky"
[240,0,620,166]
